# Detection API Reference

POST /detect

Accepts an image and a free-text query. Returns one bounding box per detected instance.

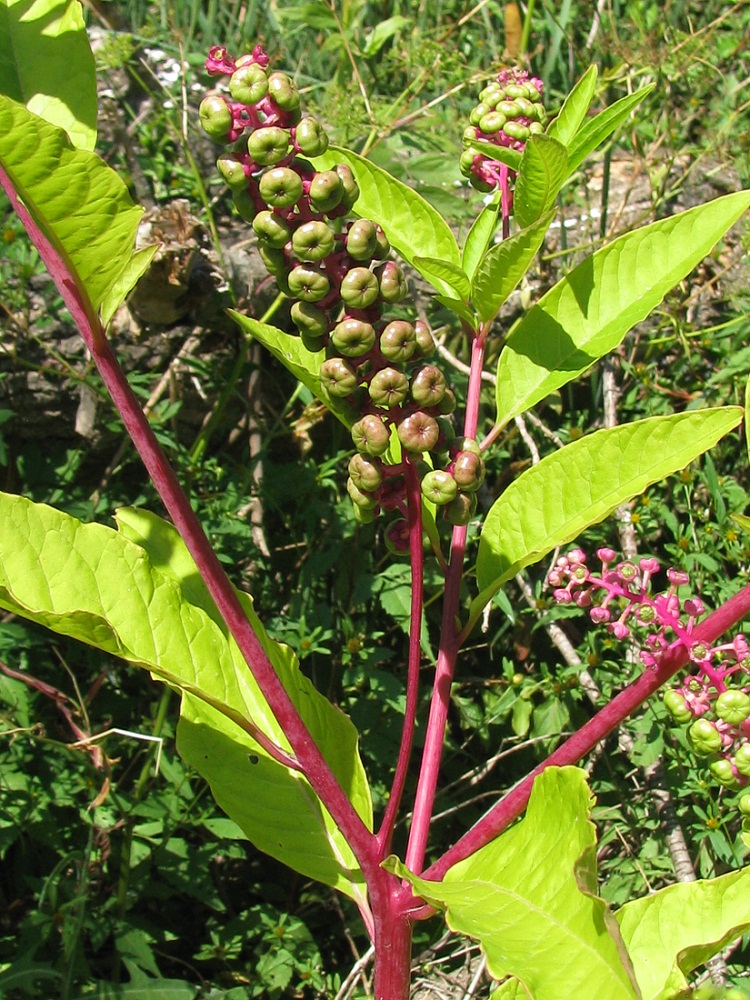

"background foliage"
[1,0,750,996]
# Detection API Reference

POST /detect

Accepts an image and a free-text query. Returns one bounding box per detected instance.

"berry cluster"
[460,68,547,193]
[549,548,750,825]
[200,46,486,532]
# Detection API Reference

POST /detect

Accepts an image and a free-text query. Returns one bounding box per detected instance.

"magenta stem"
[424,579,750,881]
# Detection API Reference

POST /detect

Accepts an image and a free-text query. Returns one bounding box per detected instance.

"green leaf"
[100,246,159,328]
[464,138,522,173]
[566,87,654,176]
[0,494,372,902]
[490,979,531,1000]
[547,65,598,147]
[387,768,639,1000]
[514,135,568,229]
[0,95,148,319]
[361,14,410,57]
[310,145,461,295]
[413,255,471,301]
[617,867,750,1000]
[0,0,97,150]
[434,293,478,327]
[475,408,742,606]
[471,211,553,323]
[462,196,500,279]
[495,191,750,430]
[229,311,359,428]
[745,370,750,464]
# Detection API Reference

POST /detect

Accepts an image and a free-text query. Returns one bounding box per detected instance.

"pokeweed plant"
[2,4,750,998]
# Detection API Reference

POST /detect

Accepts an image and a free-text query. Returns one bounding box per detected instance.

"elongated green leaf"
[495,191,750,429]
[0,96,148,319]
[471,211,554,323]
[475,408,742,604]
[566,86,654,176]
[310,146,461,295]
[547,65,598,147]
[464,138,522,172]
[229,311,359,428]
[388,768,639,1000]
[435,293,477,326]
[414,255,471,301]
[0,0,97,150]
[462,196,500,279]
[617,867,750,1000]
[514,135,568,229]
[0,494,372,902]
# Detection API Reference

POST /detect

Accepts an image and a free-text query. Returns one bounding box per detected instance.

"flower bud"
[445,490,477,526]
[295,116,329,157]
[397,411,439,454]
[320,357,359,398]
[229,62,268,104]
[247,126,291,167]
[267,71,301,113]
[291,301,328,340]
[309,169,344,213]
[348,453,383,492]
[199,94,233,142]
[352,413,390,456]
[292,220,336,262]
[331,318,376,357]
[287,264,330,302]
[259,166,303,208]
[340,267,380,309]
[252,209,292,248]
[410,365,447,407]
[380,321,416,363]
[378,261,408,303]
[421,469,458,506]
[346,219,378,261]
[368,367,409,408]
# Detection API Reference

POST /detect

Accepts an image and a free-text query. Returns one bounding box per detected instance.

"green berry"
[232,189,258,223]
[380,321,416,363]
[709,758,739,789]
[330,318,376,357]
[267,71,301,113]
[372,225,390,260]
[348,453,383,492]
[397,411,439,454]
[410,365,447,407]
[498,100,521,117]
[421,469,458,506]
[352,413,390,456]
[199,94,233,142]
[738,791,750,816]
[340,267,380,309]
[469,102,490,126]
[452,436,481,456]
[217,153,248,190]
[259,166,303,208]
[503,120,531,142]
[413,320,434,358]
[309,169,344,213]
[347,477,378,512]
[715,689,750,726]
[291,301,328,340]
[445,490,477,526]
[335,164,360,210]
[479,112,506,134]
[688,718,723,756]
[437,388,457,415]
[320,357,358,398]
[257,244,288,279]
[368,367,409,408]
[287,264,330,302]
[378,261,408,303]
[663,689,693,725]
[292,220,336,262]
[734,743,750,777]
[453,450,485,492]
[346,219,378,261]
[294,116,329,157]
[229,63,268,105]
[252,209,291,249]
[247,126,291,167]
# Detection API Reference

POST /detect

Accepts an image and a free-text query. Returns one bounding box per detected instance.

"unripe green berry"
[663,689,693,725]
[462,126,480,147]
[291,301,328,340]
[199,94,233,142]
[287,264,330,302]
[257,244,289,279]
[709,758,739,789]
[452,436,481,456]
[498,100,521,117]
[292,220,336,262]
[378,261,408,303]
[469,102,490,126]
[479,112,506,134]
[688,718,723,756]
[309,169,344,213]
[503,120,531,142]
[715,689,750,726]
[410,364,447,407]
[529,121,545,135]
[259,166,303,208]
[340,267,380,309]
[320,357,358,398]
[295,116,329,157]
[233,189,258,223]
[738,791,750,816]
[247,126,291,167]
[346,219,378,261]
[229,62,268,104]
[421,469,458,506]
[330,318,376,357]
[348,453,383,492]
[252,209,292,249]
[347,477,378,512]
[217,153,248,190]
[453,450,485,492]
[437,388,457,415]
[369,367,409,408]
[397,411,439,454]
[504,84,527,100]
[380,321,416,363]
[372,225,390,260]
[445,490,477,526]
[352,413,390,456]
[267,71,301,112]
[335,164,360,210]
[459,150,478,177]
[413,320,434,358]
[734,743,750,778]
[352,502,376,524]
